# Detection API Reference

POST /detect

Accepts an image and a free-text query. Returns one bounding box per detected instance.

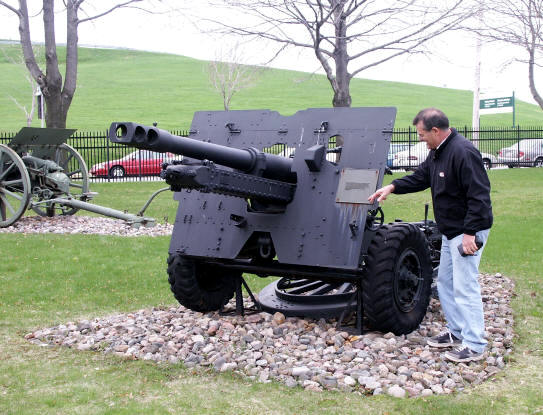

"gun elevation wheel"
[167,254,237,312]
[362,222,432,335]
[31,143,90,217]
[0,144,31,228]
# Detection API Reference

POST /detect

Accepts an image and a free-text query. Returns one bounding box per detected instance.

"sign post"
[479,92,515,127]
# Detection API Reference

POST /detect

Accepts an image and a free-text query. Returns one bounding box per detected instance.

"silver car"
[497,139,543,168]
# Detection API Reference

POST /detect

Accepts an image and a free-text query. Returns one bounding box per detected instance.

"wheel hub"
[394,249,423,312]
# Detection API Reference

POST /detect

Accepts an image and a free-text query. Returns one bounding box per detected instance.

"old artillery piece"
[109,108,441,335]
[0,127,155,228]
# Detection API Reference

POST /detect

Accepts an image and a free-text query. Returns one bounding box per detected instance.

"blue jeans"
[436,229,490,353]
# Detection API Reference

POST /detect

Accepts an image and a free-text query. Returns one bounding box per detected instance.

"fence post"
[517,124,521,165]
[106,130,111,183]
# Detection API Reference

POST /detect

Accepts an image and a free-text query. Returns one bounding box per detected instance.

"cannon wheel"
[32,143,90,217]
[0,144,31,228]
[167,254,237,312]
[362,222,432,335]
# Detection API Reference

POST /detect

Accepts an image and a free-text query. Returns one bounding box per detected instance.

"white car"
[392,142,497,170]
[480,152,497,170]
[392,142,429,170]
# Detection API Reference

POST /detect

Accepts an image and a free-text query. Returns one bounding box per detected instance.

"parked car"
[480,152,497,170]
[387,143,411,168]
[496,139,543,168]
[392,141,497,170]
[90,150,179,178]
[392,142,429,170]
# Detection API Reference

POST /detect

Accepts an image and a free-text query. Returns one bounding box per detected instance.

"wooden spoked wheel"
[0,144,31,228]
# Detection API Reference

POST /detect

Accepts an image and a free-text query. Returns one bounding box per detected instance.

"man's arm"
[369,157,431,204]
[460,147,493,236]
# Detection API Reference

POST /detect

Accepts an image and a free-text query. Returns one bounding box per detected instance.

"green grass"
[1,44,542,131]
[1,169,542,414]
[88,181,179,225]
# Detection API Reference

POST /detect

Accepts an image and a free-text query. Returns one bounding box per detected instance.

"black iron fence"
[2,126,543,181]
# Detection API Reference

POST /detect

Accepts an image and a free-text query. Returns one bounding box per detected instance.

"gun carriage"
[109,108,442,334]
[0,127,154,228]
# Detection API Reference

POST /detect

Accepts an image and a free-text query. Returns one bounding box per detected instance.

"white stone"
[387,385,406,398]
[343,376,356,386]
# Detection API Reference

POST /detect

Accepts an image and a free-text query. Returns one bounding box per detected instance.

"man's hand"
[461,234,478,255]
[368,184,395,203]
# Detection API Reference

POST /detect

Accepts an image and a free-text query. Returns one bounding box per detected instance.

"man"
[368,108,493,363]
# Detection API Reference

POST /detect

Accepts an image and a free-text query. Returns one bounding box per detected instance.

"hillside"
[1,44,542,131]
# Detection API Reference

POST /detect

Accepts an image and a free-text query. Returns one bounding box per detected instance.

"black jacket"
[391,129,493,239]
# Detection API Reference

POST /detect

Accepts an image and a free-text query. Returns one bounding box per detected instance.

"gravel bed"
[26,276,514,398]
[0,216,173,237]
[9,216,515,397]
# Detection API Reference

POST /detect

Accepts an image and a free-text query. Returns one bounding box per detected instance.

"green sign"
[478,92,516,127]
[480,96,514,109]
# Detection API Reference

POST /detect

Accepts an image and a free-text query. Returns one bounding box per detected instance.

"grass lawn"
[1,45,542,131]
[0,168,542,414]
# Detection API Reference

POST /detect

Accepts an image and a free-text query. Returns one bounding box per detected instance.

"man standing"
[368,108,493,363]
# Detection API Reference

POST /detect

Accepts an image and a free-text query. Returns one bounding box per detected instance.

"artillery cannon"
[109,108,441,334]
[0,127,155,228]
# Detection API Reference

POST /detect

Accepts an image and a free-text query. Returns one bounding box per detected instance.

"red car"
[90,150,179,178]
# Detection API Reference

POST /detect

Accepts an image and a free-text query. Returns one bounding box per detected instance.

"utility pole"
[472,4,483,148]
[472,36,481,147]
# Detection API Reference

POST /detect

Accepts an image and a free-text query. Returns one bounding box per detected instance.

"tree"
[476,0,543,110]
[206,0,472,107]
[1,44,44,126]
[0,0,159,128]
[208,45,263,110]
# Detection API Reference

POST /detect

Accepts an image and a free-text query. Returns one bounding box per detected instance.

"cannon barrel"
[109,122,294,182]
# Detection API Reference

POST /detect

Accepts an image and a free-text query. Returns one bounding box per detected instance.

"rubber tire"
[534,157,543,168]
[362,223,433,335]
[482,158,492,170]
[167,254,237,312]
[109,166,125,178]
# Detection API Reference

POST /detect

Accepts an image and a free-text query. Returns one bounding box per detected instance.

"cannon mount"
[109,108,442,335]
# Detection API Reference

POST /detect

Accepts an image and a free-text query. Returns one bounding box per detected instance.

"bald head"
[413,108,450,132]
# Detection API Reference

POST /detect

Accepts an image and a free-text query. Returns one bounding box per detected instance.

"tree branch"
[77,0,146,24]
[0,0,20,15]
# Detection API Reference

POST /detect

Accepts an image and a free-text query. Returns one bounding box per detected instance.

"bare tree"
[0,0,163,128]
[475,0,543,110]
[1,44,44,126]
[208,45,262,110]
[205,0,472,107]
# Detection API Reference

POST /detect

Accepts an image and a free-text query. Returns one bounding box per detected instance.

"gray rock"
[292,366,312,377]
[321,376,338,388]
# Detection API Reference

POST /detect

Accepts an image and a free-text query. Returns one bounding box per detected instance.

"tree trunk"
[331,1,351,108]
[528,47,543,110]
[41,0,71,128]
